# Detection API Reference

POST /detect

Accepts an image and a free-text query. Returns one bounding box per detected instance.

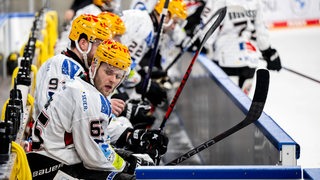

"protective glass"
[103,63,126,80]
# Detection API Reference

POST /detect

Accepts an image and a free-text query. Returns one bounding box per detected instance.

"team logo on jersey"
[145,31,153,47]
[239,42,256,52]
[99,143,115,162]
[100,95,111,115]
[238,41,260,66]
[61,59,81,79]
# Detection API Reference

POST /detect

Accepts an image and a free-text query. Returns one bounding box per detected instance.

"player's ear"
[78,37,88,50]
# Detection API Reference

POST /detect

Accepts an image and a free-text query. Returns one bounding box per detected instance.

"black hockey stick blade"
[159,7,227,131]
[166,69,270,165]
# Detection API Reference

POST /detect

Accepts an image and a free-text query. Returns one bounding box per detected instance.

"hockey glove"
[135,78,168,107]
[115,149,154,175]
[261,47,282,71]
[121,99,156,128]
[126,129,169,162]
[111,87,130,101]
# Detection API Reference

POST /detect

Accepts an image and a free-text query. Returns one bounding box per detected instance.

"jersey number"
[48,78,59,90]
[90,120,104,137]
[234,20,256,41]
[128,41,143,58]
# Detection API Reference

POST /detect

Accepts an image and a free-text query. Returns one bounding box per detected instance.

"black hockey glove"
[115,149,155,175]
[111,86,130,102]
[135,78,168,107]
[126,129,169,162]
[261,47,282,71]
[121,99,156,128]
[150,67,167,79]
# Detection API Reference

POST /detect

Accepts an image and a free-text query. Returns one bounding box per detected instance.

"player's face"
[94,62,126,97]
[163,15,182,33]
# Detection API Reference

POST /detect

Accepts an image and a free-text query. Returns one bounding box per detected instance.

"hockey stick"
[283,66,320,84]
[159,7,227,130]
[166,69,270,165]
[164,6,225,72]
[141,0,170,97]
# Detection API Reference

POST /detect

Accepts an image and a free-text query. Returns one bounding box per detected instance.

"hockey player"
[29,39,168,179]
[120,0,188,107]
[34,14,112,119]
[96,11,160,128]
[200,0,282,94]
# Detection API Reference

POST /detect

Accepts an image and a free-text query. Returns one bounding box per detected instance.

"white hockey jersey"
[34,54,84,119]
[201,0,271,68]
[75,4,102,18]
[32,77,126,171]
[130,0,157,13]
[120,9,154,70]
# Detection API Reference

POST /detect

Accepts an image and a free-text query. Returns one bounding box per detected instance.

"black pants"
[60,163,135,180]
[213,61,256,88]
[27,152,135,180]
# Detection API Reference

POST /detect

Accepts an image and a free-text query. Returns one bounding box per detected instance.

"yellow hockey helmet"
[93,0,112,7]
[69,14,112,42]
[93,0,108,7]
[94,39,131,71]
[155,0,187,20]
[98,12,126,36]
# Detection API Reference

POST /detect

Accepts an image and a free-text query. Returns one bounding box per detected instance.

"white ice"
[251,26,320,168]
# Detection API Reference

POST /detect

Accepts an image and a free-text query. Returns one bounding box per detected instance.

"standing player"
[201,0,281,94]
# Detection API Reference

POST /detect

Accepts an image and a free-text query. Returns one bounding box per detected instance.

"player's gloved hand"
[121,99,156,128]
[111,87,130,101]
[261,47,282,71]
[150,67,167,79]
[149,67,173,90]
[115,149,154,175]
[126,129,169,162]
[135,78,168,107]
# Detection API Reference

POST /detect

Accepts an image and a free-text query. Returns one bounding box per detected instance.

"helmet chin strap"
[163,18,173,29]
[89,61,99,86]
[75,40,92,69]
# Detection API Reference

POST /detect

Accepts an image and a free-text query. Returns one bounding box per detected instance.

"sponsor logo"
[32,163,64,177]
[82,92,88,111]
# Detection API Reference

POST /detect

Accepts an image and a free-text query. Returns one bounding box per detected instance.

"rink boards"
[136,166,320,179]
[161,54,300,166]
[147,54,317,179]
